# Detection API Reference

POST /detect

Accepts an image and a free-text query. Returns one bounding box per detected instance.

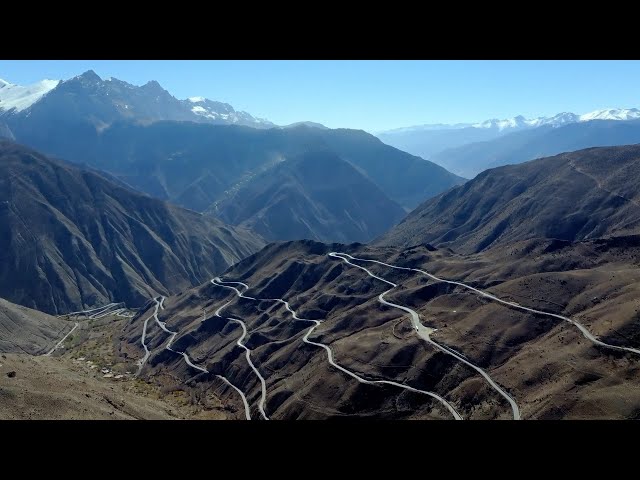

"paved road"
[138,295,251,420]
[61,302,134,319]
[44,322,79,356]
[136,297,161,375]
[90,303,126,319]
[212,277,462,420]
[329,252,521,420]
[211,279,270,420]
[177,351,208,373]
[215,375,252,420]
[62,303,118,318]
[89,304,120,319]
[153,305,177,351]
[331,252,640,357]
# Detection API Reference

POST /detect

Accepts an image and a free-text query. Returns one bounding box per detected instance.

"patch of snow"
[191,105,207,114]
[188,96,205,103]
[0,78,60,112]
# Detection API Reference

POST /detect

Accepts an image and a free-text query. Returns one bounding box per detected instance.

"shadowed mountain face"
[4,110,464,213]
[213,151,406,243]
[0,140,264,314]
[376,145,640,253]
[0,297,73,354]
[120,238,640,420]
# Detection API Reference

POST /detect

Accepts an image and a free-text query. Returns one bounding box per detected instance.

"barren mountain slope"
[119,238,640,419]
[376,145,640,253]
[0,140,264,314]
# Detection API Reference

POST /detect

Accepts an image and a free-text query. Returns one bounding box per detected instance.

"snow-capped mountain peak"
[469,108,640,131]
[0,78,60,113]
[579,108,640,122]
[0,72,275,129]
[473,115,528,130]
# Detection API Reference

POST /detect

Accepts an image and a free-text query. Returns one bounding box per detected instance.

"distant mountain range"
[0,71,274,129]
[428,119,640,178]
[383,108,640,135]
[377,109,640,177]
[375,144,640,252]
[0,71,464,227]
[0,140,263,314]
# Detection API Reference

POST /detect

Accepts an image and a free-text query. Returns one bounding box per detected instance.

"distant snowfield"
[469,108,640,130]
[578,108,640,122]
[0,78,60,112]
[380,107,640,135]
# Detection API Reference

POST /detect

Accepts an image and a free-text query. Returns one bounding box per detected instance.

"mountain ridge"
[377,109,640,174]
[0,71,273,128]
[0,140,264,314]
[213,150,407,243]
[375,144,640,252]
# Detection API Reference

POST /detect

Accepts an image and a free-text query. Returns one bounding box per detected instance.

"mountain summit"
[0,71,274,128]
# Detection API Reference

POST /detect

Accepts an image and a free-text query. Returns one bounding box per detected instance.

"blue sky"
[2,60,640,132]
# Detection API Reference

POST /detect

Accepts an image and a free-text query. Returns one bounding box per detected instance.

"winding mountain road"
[137,296,251,419]
[153,304,177,351]
[329,252,521,420]
[136,297,161,375]
[90,304,126,319]
[62,303,118,318]
[215,375,251,420]
[59,302,131,320]
[331,252,640,357]
[210,282,270,420]
[211,277,462,420]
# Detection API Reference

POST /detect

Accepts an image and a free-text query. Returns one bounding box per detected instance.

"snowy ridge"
[473,109,640,130]
[0,78,60,113]
[579,108,640,122]
[185,96,274,126]
[383,107,640,134]
[473,112,579,130]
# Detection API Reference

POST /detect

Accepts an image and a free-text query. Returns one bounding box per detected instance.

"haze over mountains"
[378,109,640,177]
